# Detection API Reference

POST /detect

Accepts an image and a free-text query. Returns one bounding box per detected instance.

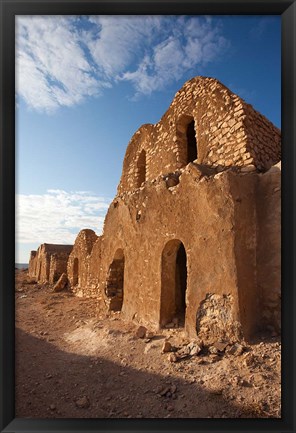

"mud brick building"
[29,243,73,284]
[29,77,281,342]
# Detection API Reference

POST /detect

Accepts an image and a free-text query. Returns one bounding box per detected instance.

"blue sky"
[15,15,281,263]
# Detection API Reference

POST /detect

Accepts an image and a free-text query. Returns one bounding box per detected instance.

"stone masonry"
[117,76,280,195]
[29,244,73,284]
[28,77,281,342]
[67,229,98,297]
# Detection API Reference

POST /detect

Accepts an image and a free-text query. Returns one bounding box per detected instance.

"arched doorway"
[160,240,187,327]
[73,257,79,286]
[136,149,146,188]
[105,249,125,311]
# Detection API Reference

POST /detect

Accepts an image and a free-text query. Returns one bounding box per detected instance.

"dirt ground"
[15,269,281,419]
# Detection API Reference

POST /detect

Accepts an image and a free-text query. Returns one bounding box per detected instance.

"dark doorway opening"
[160,240,187,327]
[175,243,187,325]
[105,249,124,311]
[186,120,197,163]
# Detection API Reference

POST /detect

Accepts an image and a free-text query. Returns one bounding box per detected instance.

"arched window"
[176,115,198,167]
[160,240,187,327]
[136,149,146,188]
[186,120,197,163]
[105,249,125,311]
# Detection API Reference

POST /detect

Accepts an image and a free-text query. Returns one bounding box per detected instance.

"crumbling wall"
[29,76,281,342]
[67,229,98,296]
[244,108,281,171]
[104,248,125,311]
[117,77,280,195]
[88,161,280,341]
[28,244,73,284]
[33,245,51,283]
[28,251,37,278]
[86,236,103,296]
[49,251,72,284]
[196,294,242,344]
[92,167,245,337]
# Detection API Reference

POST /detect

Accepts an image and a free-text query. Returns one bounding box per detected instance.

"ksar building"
[29,77,281,343]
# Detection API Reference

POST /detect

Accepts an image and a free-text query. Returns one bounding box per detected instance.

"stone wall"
[28,244,51,283]
[88,163,280,341]
[104,249,124,311]
[49,251,72,284]
[88,166,254,340]
[117,77,280,195]
[28,251,37,278]
[29,244,73,284]
[67,229,98,296]
[28,76,281,342]
[244,107,281,171]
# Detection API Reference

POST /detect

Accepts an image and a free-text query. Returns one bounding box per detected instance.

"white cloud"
[120,17,229,96]
[87,16,155,77]
[16,15,229,111]
[15,189,111,245]
[16,16,102,112]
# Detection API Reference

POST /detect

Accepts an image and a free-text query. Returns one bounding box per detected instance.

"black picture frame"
[0,1,295,432]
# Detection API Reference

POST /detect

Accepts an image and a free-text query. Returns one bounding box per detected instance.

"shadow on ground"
[16,328,260,419]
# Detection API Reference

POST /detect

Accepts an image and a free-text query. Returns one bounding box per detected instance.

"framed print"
[0,1,295,433]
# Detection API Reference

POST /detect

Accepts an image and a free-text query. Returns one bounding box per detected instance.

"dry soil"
[15,269,281,419]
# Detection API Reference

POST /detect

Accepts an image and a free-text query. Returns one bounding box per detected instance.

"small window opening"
[186,120,197,163]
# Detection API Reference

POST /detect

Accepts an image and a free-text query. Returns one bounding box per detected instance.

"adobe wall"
[87,236,103,295]
[256,162,281,334]
[28,76,281,342]
[49,251,72,284]
[228,171,259,339]
[28,251,37,278]
[29,244,51,283]
[29,244,73,284]
[89,166,260,342]
[87,163,280,342]
[117,77,280,195]
[67,229,98,297]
